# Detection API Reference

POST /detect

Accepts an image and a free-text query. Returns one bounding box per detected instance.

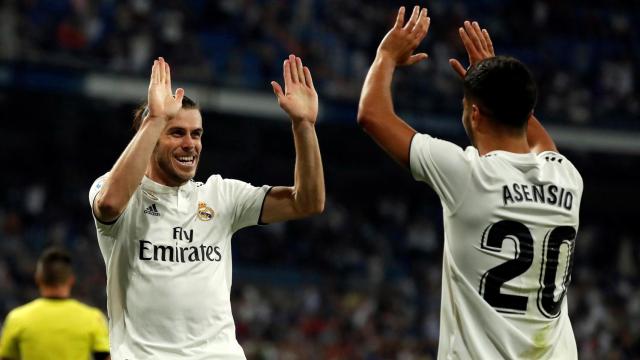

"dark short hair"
[463,56,537,130]
[37,247,73,286]
[132,95,199,131]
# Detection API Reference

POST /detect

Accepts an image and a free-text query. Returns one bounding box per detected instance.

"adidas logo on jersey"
[144,204,160,216]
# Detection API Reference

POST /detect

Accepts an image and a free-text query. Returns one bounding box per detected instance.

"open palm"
[147,57,184,120]
[271,55,318,124]
[449,21,495,78]
[377,6,431,66]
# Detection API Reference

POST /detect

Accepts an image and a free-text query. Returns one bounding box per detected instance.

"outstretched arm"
[260,55,325,223]
[449,21,557,153]
[357,6,430,168]
[93,57,185,223]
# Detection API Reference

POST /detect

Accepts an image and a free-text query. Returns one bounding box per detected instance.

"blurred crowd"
[0,0,638,126]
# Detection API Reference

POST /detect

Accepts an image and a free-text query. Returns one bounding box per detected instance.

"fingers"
[424,12,431,38]
[150,57,172,86]
[394,6,405,29]
[463,21,484,53]
[270,81,284,100]
[295,56,306,86]
[174,88,185,104]
[283,55,311,88]
[413,8,430,41]
[165,61,172,90]
[150,60,158,84]
[482,29,495,55]
[403,5,420,31]
[288,54,299,83]
[283,58,292,89]
[459,21,495,63]
[472,22,487,50]
[303,66,314,89]
[158,57,166,84]
[407,53,429,65]
[449,58,467,79]
[459,26,479,59]
[412,8,427,33]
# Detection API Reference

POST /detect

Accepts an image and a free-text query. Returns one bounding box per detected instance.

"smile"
[175,155,196,167]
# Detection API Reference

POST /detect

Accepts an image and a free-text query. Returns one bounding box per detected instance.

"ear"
[471,104,481,131]
[68,274,76,288]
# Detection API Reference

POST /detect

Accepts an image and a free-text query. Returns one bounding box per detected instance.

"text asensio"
[502,183,574,210]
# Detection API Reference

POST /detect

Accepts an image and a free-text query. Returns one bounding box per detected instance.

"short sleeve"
[89,174,107,208]
[409,133,473,212]
[88,173,128,235]
[0,311,20,359]
[90,308,110,353]
[88,174,113,231]
[222,178,270,233]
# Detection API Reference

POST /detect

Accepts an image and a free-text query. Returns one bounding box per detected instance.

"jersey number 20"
[478,220,576,318]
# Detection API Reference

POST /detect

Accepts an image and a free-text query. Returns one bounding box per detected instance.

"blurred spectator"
[1,0,638,126]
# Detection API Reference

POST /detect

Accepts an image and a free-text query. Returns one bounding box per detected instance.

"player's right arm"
[449,21,557,153]
[92,57,185,223]
[357,6,430,168]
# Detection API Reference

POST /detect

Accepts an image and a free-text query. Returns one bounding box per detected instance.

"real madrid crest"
[197,201,214,221]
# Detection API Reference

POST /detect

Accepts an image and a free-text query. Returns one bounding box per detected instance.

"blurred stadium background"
[0,0,639,359]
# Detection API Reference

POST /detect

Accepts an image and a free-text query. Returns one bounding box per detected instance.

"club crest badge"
[197,201,214,221]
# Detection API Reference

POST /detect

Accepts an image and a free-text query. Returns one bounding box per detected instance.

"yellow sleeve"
[0,311,20,359]
[90,308,110,353]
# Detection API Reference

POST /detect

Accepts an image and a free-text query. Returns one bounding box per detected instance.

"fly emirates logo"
[138,227,222,263]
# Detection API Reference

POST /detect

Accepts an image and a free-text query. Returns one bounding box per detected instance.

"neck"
[475,132,530,156]
[145,164,184,187]
[40,286,71,299]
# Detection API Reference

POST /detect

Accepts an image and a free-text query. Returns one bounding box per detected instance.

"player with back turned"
[89,55,324,359]
[358,6,582,359]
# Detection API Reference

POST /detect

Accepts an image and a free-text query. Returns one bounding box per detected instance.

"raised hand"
[377,6,431,66]
[449,21,495,78]
[271,55,318,124]
[147,57,185,121]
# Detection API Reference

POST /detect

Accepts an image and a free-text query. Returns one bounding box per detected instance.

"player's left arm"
[357,6,430,168]
[527,115,557,153]
[259,55,325,224]
[449,21,557,154]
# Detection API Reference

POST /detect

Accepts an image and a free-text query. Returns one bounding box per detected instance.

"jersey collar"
[484,150,537,162]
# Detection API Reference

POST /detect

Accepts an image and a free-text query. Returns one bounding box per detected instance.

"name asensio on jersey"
[138,227,222,263]
[502,183,574,210]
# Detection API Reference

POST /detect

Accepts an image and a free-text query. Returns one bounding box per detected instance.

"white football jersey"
[410,134,583,359]
[89,175,270,360]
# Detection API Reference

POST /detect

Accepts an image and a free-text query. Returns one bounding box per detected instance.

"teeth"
[176,156,194,164]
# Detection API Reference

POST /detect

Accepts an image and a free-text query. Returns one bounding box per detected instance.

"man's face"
[150,109,203,186]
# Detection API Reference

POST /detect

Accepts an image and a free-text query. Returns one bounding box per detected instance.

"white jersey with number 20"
[410,133,583,359]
